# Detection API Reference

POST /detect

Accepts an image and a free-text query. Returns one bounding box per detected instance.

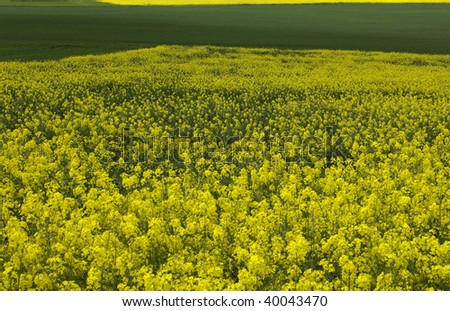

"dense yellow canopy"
[99,1,450,6]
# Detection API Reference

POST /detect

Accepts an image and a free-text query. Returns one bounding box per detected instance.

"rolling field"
[2,0,450,5]
[1,0,449,292]
[1,4,450,61]
[1,46,449,290]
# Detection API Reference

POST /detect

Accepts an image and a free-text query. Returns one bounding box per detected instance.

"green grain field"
[1,2,449,61]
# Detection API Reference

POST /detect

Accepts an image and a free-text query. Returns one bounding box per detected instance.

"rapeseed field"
[99,1,450,5]
[1,46,449,290]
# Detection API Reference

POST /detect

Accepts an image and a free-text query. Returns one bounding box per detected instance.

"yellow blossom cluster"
[1,46,449,290]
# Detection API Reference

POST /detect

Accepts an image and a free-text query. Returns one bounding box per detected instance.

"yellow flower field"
[1,46,449,290]
[99,0,450,5]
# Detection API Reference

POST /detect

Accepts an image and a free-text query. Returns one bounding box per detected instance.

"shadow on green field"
[0,0,106,6]
[0,4,449,61]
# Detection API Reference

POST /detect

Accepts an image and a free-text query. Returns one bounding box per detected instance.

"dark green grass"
[0,0,104,6]
[0,4,449,61]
